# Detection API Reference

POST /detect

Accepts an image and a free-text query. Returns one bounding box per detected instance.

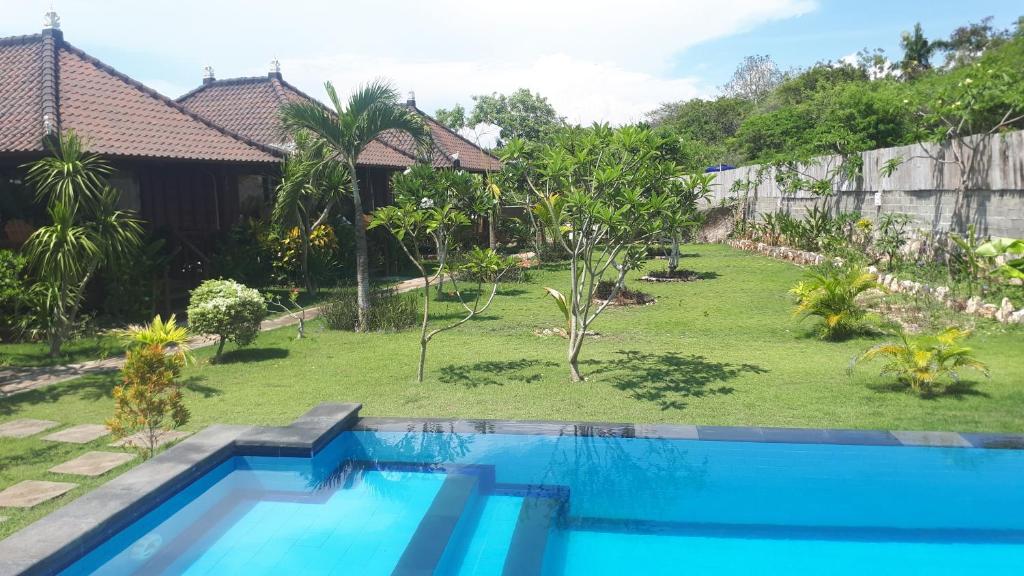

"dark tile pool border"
[2,402,1023,575]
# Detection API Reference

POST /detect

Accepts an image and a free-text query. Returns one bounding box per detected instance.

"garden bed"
[640,269,717,283]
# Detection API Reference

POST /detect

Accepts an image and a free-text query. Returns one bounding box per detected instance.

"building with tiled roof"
[0,16,281,261]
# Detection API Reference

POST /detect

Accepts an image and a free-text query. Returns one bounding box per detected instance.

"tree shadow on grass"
[438,358,560,388]
[585,350,768,411]
[181,376,222,398]
[214,347,289,364]
[866,379,990,400]
[0,371,119,416]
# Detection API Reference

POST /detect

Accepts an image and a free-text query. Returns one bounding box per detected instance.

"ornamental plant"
[854,327,989,396]
[107,316,191,459]
[790,263,879,340]
[186,279,267,361]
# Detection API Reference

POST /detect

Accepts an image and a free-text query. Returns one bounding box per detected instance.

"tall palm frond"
[24,130,111,208]
[855,327,989,395]
[23,202,98,283]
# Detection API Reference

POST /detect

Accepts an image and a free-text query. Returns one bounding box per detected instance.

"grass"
[1,243,1023,537]
[0,334,125,368]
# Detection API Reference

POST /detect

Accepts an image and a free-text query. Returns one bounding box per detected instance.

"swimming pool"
[56,418,1024,575]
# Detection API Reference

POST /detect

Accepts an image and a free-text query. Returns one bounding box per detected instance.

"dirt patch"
[593,281,655,306]
[640,269,718,283]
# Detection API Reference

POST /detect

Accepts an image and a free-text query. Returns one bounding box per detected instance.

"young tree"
[467,88,564,144]
[272,132,347,294]
[280,80,429,330]
[23,131,142,357]
[186,279,267,361]
[721,55,783,103]
[507,125,673,381]
[108,316,191,459]
[662,173,715,275]
[370,202,511,382]
[434,103,468,131]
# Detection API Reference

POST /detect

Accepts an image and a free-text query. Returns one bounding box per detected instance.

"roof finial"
[270,58,281,75]
[406,91,416,107]
[202,65,215,85]
[43,6,61,30]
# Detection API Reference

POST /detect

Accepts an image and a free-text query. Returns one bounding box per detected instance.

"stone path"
[0,481,77,508]
[42,424,110,444]
[49,452,134,477]
[110,429,190,449]
[0,419,60,438]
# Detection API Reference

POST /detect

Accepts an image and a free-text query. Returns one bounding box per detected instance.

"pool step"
[501,493,567,576]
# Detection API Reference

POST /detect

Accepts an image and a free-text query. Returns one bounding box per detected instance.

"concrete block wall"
[706,130,1024,238]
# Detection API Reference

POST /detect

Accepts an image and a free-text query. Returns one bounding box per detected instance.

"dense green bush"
[0,250,40,341]
[186,279,267,360]
[321,285,418,332]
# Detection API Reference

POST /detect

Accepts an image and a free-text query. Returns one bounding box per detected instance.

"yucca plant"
[790,264,878,340]
[854,327,989,395]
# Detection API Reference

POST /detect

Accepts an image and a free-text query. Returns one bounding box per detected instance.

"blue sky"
[1,1,1021,126]
[674,1,1022,88]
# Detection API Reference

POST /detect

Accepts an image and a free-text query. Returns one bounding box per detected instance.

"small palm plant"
[854,327,989,395]
[119,314,192,363]
[790,264,878,340]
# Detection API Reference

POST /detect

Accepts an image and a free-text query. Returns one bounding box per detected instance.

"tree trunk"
[669,234,680,274]
[568,333,584,382]
[489,207,499,251]
[418,280,431,382]
[215,336,226,361]
[301,221,314,295]
[350,160,371,331]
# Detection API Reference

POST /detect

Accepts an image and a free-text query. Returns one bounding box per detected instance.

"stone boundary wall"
[728,239,1024,325]
[705,130,1024,238]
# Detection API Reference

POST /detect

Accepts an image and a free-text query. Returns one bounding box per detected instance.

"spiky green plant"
[120,314,192,363]
[790,264,878,340]
[855,327,989,395]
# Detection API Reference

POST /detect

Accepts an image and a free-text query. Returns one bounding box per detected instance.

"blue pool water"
[62,423,1024,575]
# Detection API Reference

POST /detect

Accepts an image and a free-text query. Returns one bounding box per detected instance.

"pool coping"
[2,403,1023,575]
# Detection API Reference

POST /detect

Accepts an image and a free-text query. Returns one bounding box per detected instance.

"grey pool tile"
[0,480,77,508]
[759,427,831,444]
[634,424,699,440]
[42,424,109,444]
[0,418,59,438]
[696,426,765,442]
[892,431,971,448]
[961,433,1024,450]
[236,402,361,456]
[822,429,901,446]
[49,451,135,477]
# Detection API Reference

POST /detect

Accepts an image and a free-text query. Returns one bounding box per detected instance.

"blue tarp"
[705,164,735,173]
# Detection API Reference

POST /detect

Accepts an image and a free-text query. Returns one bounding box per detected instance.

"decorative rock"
[1009,309,1024,324]
[995,298,1015,323]
[964,296,982,315]
[0,419,60,438]
[978,304,999,319]
[867,265,878,274]
[0,481,77,508]
[934,286,950,301]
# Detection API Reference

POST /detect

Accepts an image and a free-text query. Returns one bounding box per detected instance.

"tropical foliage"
[280,80,428,330]
[186,279,267,361]
[855,327,990,395]
[790,264,879,340]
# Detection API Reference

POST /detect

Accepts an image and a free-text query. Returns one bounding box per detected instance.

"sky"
[1,1,1021,129]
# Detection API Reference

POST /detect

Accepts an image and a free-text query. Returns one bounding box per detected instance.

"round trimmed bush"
[187,279,267,360]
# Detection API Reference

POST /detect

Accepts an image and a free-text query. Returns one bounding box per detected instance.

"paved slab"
[42,424,110,444]
[892,430,972,447]
[49,451,135,477]
[0,481,77,508]
[0,418,60,438]
[110,430,191,449]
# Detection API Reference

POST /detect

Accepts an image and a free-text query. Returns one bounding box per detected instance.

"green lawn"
[2,244,1023,537]
[0,334,125,368]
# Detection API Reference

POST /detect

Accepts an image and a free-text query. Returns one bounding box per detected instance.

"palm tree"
[23,131,142,357]
[280,80,429,330]
[272,132,348,294]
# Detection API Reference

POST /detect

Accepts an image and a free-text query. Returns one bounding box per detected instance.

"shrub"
[790,263,878,340]
[321,285,418,332]
[107,343,189,459]
[0,250,41,341]
[854,327,989,396]
[186,279,267,361]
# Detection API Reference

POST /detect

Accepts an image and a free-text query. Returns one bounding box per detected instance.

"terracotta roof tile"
[0,36,44,152]
[0,33,279,163]
[179,77,501,172]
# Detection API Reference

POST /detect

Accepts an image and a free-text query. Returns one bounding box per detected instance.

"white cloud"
[4,0,818,123]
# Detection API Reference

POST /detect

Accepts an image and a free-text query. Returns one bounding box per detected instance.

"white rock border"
[727,239,1024,325]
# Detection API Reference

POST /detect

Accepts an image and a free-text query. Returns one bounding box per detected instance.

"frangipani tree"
[507,125,674,381]
[663,172,715,275]
[280,80,429,330]
[370,202,512,382]
[23,131,142,357]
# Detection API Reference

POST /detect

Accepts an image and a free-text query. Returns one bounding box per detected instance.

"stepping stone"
[0,419,59,438]
[0,480,77,508]
[110,430,190,449]
[42,424,110,444]
[49,451,135,477]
